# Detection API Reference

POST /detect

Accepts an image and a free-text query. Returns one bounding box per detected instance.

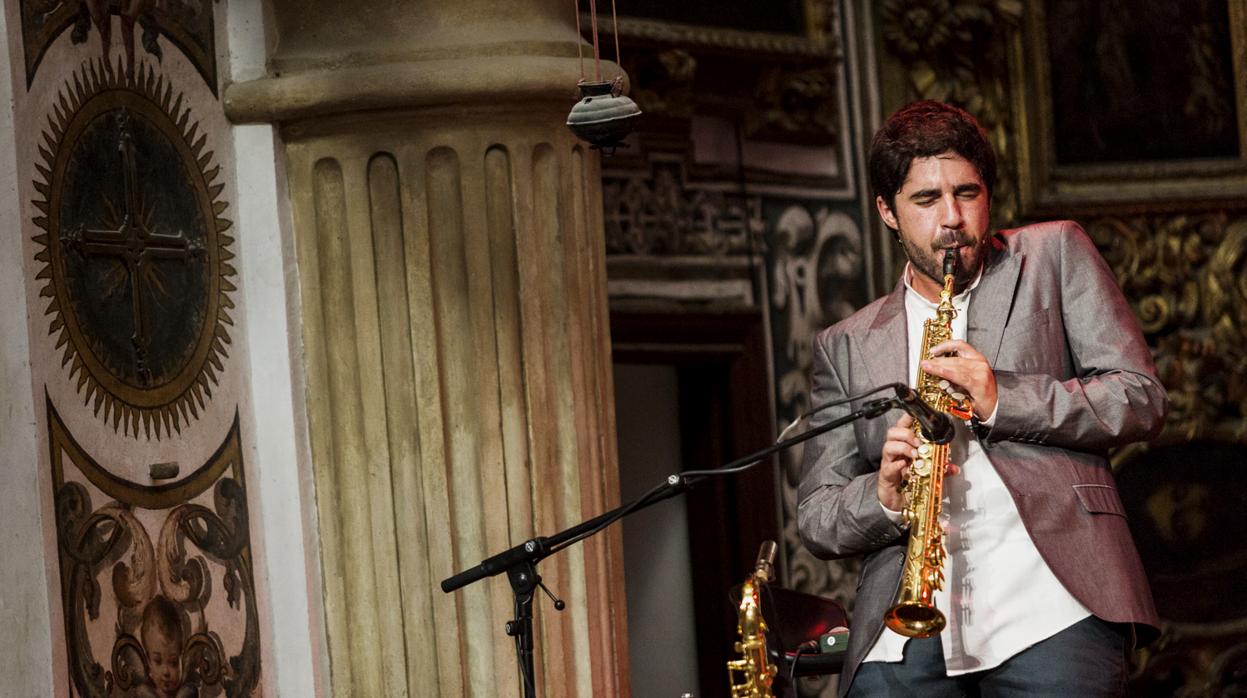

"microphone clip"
[890,384,956,445]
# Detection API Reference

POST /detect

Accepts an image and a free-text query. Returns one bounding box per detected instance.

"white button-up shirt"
[860,265,1090,675]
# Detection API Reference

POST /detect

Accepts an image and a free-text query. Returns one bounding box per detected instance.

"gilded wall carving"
[1089,212,1247,694]
[1087,214,1247,441]
[746,67,841,141]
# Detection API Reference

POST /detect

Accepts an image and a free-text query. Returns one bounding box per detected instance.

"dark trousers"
[848,615,1129,697]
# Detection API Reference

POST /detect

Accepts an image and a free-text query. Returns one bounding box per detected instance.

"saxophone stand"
[441,391,903,698]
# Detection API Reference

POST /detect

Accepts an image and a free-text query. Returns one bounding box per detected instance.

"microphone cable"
[776,381,901,443]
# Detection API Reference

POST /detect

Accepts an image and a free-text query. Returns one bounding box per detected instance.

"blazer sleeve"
[797,329,905,560]
[986,221,1168,451]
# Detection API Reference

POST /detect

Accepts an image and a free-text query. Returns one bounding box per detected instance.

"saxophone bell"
[884,599,946,638]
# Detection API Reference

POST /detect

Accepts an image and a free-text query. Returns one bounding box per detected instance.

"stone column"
[226,2,628,695]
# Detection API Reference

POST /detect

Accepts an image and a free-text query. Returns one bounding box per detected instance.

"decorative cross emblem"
[60,109,205,386]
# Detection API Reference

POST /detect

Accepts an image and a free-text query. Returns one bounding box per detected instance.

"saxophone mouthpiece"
[754,540,777,583]
[942,249,957,280]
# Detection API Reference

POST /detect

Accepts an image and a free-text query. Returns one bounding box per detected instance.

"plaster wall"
[0,4,55,694]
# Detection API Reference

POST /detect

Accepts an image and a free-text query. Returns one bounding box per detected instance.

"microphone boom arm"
[440,386,904,698]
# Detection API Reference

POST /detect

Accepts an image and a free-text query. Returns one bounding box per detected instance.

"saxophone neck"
[937,250,958,317]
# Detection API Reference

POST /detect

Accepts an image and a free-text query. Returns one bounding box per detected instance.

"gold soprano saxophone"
[727,541,778,698]
[883,250,972,638]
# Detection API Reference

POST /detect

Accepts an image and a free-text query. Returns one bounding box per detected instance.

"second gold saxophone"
[727,541,778,698]
[883,250,972,638]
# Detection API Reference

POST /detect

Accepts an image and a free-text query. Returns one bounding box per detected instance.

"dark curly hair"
[868,100,996,215]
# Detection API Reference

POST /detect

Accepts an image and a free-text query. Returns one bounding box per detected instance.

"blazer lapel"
[856,237,1022,394]
[858,280,910,390]
[967,237,1022,365]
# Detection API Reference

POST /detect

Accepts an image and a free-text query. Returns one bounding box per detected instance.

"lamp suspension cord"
[588,0,602,81]
[610,0,621,80]
[573,0,584,80]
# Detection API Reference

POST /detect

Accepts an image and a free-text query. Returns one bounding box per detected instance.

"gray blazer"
[797,221,1166,695]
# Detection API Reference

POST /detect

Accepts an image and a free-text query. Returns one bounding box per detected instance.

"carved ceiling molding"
[611,0,845,144]
[611,17,831,57]
[602,0,839,54]
[602,160,763,258]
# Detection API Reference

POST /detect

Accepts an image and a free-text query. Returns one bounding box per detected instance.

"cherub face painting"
[141,595,184,697]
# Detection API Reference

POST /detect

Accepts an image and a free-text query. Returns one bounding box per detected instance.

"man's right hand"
[879,413,923,512]
[879,413,960,513]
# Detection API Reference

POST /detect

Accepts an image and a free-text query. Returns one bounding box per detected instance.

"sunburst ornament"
[32,58,234,439]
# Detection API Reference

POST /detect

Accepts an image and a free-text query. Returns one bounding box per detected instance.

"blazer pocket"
[1073,483,1127,517]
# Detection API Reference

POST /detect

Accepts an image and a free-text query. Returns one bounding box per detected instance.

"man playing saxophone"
[797,100,1166,696]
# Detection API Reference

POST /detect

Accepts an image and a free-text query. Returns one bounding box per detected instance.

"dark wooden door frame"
[611,307,781,698]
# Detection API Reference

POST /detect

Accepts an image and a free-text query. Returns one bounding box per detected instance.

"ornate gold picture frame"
[1011,0,1247,214]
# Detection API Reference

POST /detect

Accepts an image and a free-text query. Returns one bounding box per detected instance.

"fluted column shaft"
[226,2,628,695]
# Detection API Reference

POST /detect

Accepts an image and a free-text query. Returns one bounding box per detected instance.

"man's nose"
[940,194,964,228]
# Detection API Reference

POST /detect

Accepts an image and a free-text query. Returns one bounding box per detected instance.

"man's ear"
[875,195,899,233]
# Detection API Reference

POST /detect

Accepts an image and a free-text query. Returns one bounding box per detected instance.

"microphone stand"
[441,395,898,698]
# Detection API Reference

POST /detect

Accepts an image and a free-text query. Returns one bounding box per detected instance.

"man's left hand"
[921,339,997,419]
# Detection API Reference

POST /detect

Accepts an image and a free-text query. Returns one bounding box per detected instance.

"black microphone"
[892,384,955,444]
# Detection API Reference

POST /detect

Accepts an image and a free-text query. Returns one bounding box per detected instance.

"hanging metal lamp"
[566,78,641,152]
[566,0,640,153]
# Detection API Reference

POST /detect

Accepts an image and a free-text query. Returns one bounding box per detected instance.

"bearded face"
[877,151,992,298]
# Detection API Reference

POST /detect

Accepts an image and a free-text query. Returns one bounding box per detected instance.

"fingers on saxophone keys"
[945,462,960,477]
[883,441,919,464]
[936,379,968,403]
[930,339,977,358]
[886,426,922,448]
